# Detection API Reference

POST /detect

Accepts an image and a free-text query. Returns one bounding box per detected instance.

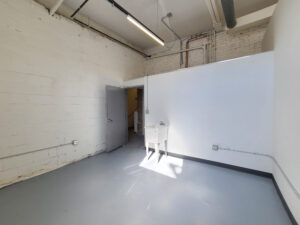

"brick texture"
[145,23,268,75]
[0,0,144,187]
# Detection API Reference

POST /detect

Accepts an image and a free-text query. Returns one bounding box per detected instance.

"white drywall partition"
[0,0,144,187]
[142,52,274,172]
[263,0,300,222]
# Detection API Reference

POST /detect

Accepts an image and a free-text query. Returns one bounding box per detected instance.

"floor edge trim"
[159,150,298,225]
[271,176,298,225]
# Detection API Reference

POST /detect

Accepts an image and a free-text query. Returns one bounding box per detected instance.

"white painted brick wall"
[216,24,267,62]
[145,23,268,75]
[0,0,144,187]
[0,0,269,188]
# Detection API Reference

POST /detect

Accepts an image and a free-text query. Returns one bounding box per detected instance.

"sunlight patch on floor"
[139,153,183,178]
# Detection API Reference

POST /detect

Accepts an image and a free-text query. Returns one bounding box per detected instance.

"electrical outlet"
[72,140,79,146]
[212,145,219,151]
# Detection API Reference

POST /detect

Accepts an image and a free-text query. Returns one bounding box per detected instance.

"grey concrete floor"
[0,136,292,225]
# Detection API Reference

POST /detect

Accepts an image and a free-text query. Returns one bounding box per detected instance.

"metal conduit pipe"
[70,0,90,18]
[73,19,150,57]
[44,0,150,58]
[161,13,183,67]
[149,47,205,59]
[218,147,300,198]
[149,46,205,60]
[0,141,78,161]
[185,33,209,68]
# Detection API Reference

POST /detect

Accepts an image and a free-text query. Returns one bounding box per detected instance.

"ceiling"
[37,0,277,50]
[234,0,277,17]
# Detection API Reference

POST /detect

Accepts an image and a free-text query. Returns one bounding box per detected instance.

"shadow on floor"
[0,135,293,225]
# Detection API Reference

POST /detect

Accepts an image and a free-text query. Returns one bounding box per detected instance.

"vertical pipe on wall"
[161,13,183,67]
[185,33,209,68]
[213,30,216,62]
[179,40,183,67]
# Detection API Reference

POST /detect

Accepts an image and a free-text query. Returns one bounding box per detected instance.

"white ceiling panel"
[37,0,278,50]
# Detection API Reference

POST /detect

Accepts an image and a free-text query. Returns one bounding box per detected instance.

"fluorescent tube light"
[127,15,165,46]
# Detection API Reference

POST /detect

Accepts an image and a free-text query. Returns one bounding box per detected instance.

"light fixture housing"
[108,0,165,46]
[127,15,164,46]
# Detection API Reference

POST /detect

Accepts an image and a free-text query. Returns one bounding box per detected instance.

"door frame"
[125,85,145,137]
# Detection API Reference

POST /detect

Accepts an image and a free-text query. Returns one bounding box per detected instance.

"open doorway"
[127,87,144,140]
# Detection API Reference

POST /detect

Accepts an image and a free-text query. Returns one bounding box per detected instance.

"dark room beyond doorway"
[127,87,144,140]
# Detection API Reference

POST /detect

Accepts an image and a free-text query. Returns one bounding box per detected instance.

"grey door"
[106,86,128,151]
